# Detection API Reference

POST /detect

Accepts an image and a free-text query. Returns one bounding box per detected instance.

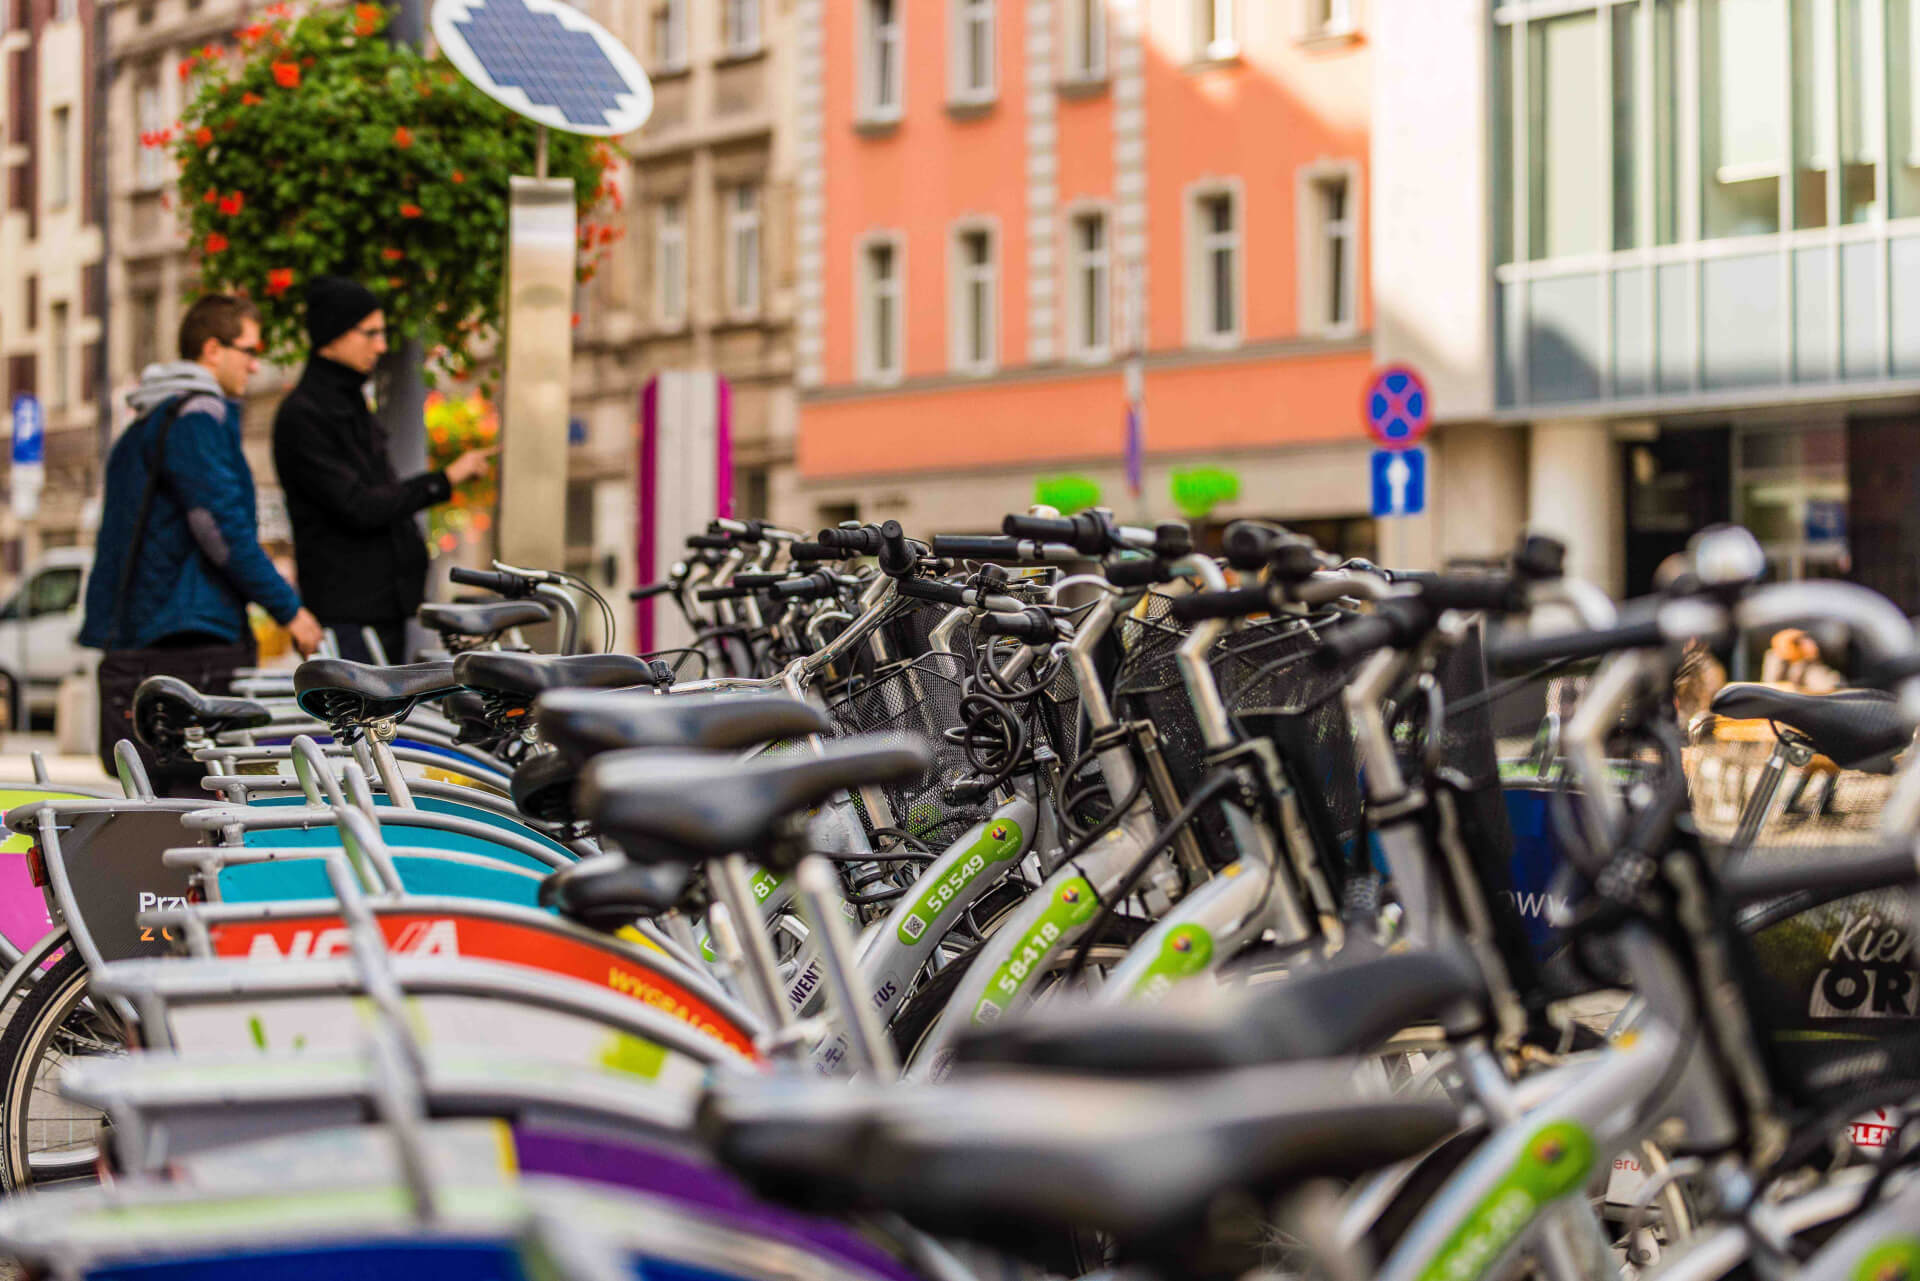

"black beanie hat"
[305,275,383,350]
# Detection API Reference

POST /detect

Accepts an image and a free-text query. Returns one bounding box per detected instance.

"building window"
[950,224,997,373]
[727,182,761,316]
[1188,186,1242,346]
[724,0,762,55]
[859,236,904,384]
[54,0,76,20]
[1063,0,1107,79]
[652,0,687,71]
[861,0,903,120]
[654,197,686,327]
[49,106,70,210]
[135,81,167,189]
[1701,0,1785,238]
[1193,0,1238,62]
[1301,0,1354,40]
[1526,11,1605,259]
[1299,168,1356,334]
[49,303,69,411]
[131,291,160,374]
[951,0,995,103]
[1067,209,1110,360]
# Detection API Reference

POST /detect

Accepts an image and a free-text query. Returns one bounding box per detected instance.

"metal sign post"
[432,0,651,574]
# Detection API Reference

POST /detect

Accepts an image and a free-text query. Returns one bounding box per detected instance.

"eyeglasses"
[219,338,264,357]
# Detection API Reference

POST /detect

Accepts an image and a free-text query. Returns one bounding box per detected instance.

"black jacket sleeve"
[273,396,452,534]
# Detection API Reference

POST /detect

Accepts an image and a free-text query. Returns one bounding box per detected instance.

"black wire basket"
[826,651,995,850]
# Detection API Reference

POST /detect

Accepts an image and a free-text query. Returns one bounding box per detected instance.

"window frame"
[1193,0,1240,63]
[1064,202,1114,362]
[49,105,71,210]
[726,181,763,318]
[857,232,907,386]
[1299,0,1357,42]
[947,218,1000,375]
[949,0,997,106]
[48,301,70,411]
[1185,180,1245,349]
[859,0,906,124]
[654,196,688,329]
[652,0,689,74]
[724,0,763,56]
[1296,162,1360,338]
[134,78,168,191]
[1061,0,1109,82]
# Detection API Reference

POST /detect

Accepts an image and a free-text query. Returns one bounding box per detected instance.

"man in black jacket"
[272,277,492,665]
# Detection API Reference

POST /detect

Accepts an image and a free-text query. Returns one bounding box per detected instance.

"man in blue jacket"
[80,294,324,792]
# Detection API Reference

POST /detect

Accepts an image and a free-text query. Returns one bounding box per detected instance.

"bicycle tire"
[0,950,120,1193]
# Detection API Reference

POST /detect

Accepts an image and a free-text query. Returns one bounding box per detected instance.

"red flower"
[399,203,423,219]
[241,92,263,106]
[238,22,269,44]
[265,1,292,16]
[353,4,382,36]
[272,61,299,88]
[266,268,294,297]
[218,191,244,216]
[382,247,404,261]
[194,126,214,147]
[178,56,196,81]
[387,276,404,289]
[393,126,413,149]
[450,171,465,184]
[202,187,218,205]
[204,232,230,255]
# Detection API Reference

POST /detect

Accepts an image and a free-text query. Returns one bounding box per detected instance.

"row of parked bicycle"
[0,509,1912,1281]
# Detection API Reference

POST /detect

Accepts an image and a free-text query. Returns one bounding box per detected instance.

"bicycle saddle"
[131,676,272,759]
[535,691,829,760]
[579,737,932,865]
[1708,684,1911,771]
[707,1064,1458,1273]
[952,944,1487,1076]
[511,749,582,825]
[453,651,663,702]
[417,598,552,637]
[441,689,494,745]
[293,659,461,726]
[538,852,692,930]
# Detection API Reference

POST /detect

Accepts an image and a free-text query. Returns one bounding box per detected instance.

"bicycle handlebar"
[1169,585,1274,623]
[629,581,676,601]
[449,567,537,599]
[896,578,971,608]
[1486,618,1667,669]
[976,609,1056,644]
[1103,555,1173,588]
[1720,841,1918,901]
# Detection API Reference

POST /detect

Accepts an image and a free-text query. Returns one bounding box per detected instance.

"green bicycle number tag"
[898,820,1024,946]
[972,875,1100,1024]
[1853,1239,1920,1281]
[1131,924,1216,1000]
[1417,1121,1595,1281]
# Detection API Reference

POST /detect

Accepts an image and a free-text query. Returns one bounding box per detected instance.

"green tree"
[165,2,622,382]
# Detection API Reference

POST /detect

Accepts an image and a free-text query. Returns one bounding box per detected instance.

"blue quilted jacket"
[79,376,302,650]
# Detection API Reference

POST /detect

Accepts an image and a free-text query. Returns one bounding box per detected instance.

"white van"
[0,548,97,728]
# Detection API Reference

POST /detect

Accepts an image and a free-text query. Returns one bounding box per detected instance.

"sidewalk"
[0,734,112,789]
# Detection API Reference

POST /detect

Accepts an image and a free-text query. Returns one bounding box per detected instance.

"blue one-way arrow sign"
[1371,446,1425,518]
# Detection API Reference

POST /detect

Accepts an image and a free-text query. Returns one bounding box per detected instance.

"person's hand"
[286,608,325,658]
[445,447,498,487]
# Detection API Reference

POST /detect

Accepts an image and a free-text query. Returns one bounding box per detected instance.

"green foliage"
[167,2,622,381]
[1170,466,1240,519]
[1033,474,1102,513]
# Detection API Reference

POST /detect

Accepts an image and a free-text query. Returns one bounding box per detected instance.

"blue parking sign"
[1370,447,1425,518]
[10,394,43,466]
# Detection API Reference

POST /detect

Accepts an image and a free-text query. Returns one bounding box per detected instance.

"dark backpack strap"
[106,396,195,650]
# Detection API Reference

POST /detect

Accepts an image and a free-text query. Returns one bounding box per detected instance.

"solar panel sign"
[431,0,651,137]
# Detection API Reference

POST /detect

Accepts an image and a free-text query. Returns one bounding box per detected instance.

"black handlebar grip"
[629,581,676,601]
[449,567,536,598]
[1414,574,1522,615]
[686,534,735,550]
[931,535,1027,560]
[878,519,919,576]
[1103,555,1173,588]
[817,526,887,556]
[1312,598,1435,669]
[975,609,1056,644]
[1003,513,1079,542]
[1169,586,1275,623]
[1221,522,1288,572]
[789,541,836,562]
[729,573,787,589]
[896,578,971,608]
[1486,618,1667,669]
[694,584,753,602]
[772,572,838,601]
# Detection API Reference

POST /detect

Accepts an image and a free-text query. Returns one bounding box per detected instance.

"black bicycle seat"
[131,675,272,759]
[418,599,552,637]
[442,689,494,744]
[1709,684,1910,771]
[538,852,692,931]
[579,737,931,865]
[510,749,582,825]
[453,651,662,702]
[953,945,1487,1076]
[535,691,828,760]
[707,1064,1458,1274]
[294,659,461,726]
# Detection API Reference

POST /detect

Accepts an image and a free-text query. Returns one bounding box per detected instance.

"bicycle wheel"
[0,950,124,1192]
